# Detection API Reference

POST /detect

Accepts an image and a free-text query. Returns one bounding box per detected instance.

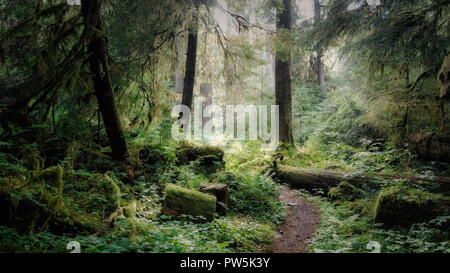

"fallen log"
[162,184,217,221]
[275,164,450,193]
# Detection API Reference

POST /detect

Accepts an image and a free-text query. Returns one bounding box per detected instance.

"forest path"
[264,185,321,253]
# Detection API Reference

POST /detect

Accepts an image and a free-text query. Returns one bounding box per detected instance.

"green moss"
[40,166,63,195]
[374,186,450,228]
[328,181,365,202]
[123,200,137,218]
[0,177,24,190]
[0,187,98,235]
[163,184,216,221]
[100,174,121,207]
[175,140,225,174]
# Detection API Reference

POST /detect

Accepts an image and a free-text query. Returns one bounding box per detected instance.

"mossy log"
[163,184,216,221]
[275,164,450,193]
[175,141,225,174]
[374,186,450,228]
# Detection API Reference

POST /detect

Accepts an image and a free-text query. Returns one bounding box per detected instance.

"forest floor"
[264,185,321,253]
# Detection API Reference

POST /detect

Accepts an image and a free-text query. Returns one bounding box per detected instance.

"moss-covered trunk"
[81,0,129,161]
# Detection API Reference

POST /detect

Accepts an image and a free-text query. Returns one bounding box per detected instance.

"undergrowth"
[300,190,449,253]
[0,138,283,253]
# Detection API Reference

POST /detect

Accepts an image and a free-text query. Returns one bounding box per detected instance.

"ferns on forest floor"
[297,191,449,253]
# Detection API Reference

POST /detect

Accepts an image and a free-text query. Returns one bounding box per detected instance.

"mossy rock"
[175,141,225,174]
[328,181,365,202]
[163,184,216,221]
[374,186,450,228]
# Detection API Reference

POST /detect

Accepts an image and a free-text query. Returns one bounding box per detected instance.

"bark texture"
[81,0,129,161]
[275,0,294,144]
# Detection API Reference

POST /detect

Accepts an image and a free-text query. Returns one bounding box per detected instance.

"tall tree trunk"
[201,83,213,129]
[275,0,294,144]
[174,32,184,94]
[81,0,129,161]
[314,0,325,91]
[181,5,199,109]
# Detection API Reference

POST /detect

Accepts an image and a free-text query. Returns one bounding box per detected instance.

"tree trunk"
[174,33,184,94]
[314,0,325,91]
[201,83,213,129]
[275,0,294,144]
[181,6,199,109]
[81,0,129,161]
[275,164,450,193]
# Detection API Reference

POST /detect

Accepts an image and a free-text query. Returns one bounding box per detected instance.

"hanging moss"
[374,186,450,228]
[100,174,121,208]
[438,53,450,99]
[163,184,216,221]
[122,200,137,218]
[328,181,365,202]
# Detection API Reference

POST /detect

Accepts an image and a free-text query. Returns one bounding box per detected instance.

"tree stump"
[200,183,229,216]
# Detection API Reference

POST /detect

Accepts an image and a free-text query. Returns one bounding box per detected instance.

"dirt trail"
[264,185,321,253]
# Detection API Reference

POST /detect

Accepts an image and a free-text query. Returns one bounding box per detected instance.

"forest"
[0,0,449,254]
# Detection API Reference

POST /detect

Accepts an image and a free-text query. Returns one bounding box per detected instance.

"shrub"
[213,171,284,224]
